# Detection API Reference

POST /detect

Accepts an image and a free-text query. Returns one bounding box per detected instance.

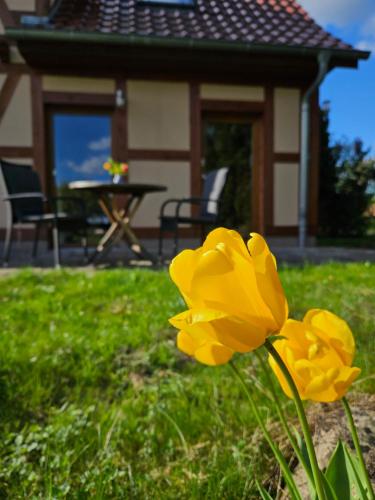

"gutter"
[298,51,331,249]
[5,27,370,62]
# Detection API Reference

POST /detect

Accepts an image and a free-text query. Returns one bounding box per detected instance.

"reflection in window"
[52,113,112,219]
[52,113,111,188]
[203,120,252,233]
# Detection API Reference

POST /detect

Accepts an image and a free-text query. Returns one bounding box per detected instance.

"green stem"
[255,350,314,485]
[229,361,302,500]
[265,339,326,500]
[342,397,375,500]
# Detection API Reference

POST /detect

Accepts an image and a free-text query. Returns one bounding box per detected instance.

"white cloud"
[67,154,108,176]
[299,0,373,28]
[88,136,111,151]
[362,14,375,36]
[357,39,375,52]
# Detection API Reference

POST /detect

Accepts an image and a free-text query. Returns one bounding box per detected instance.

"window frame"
[46,104,114,198]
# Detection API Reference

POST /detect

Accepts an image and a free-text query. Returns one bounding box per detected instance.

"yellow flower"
[269,309,361,402]
[103,162,111,171]
[169,228,288,366]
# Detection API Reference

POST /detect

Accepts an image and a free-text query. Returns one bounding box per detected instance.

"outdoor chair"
[159,167,229,257]
[0,159,89,268]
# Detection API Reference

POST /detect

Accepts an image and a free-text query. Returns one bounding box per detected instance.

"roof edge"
[5,27,371,63]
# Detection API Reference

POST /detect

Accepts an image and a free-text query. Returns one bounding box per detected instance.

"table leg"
[113,195,157,263]
[89,221,120,263]
[91,192,158,264]
[89,195,122,263]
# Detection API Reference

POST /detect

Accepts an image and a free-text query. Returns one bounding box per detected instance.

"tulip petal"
[191,243,276,329]
[304,381,338,403]
[268,351,294,399]
[334,366,361,400]
[304,372,334,396]
[304,309,355,365]
[176,330,234,366]
[195,246,234,277]
[278,319,310,358]
[177,330,200,356]
[204,228,250,260]
[247,233,288,329]
[170,248,201,305]
[194,342,234,366]
[170,308,267,353]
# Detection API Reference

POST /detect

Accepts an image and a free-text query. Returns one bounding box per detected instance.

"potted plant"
[103,158,129,184]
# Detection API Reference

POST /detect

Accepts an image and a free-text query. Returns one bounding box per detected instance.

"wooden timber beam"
[0,0,15,27]
[36,0,49,16]
[31,72,46,191]
[0,36,10,63]
[0,146,33,157]
[0,71,20,122]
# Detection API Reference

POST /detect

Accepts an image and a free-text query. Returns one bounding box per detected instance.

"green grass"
[0,264,374,498]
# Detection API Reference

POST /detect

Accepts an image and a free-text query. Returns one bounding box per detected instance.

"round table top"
[69,180,167,195]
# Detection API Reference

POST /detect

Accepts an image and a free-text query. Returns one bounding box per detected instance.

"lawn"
[0,263,374,498]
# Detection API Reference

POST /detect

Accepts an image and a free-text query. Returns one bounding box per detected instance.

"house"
[0,0,370,243]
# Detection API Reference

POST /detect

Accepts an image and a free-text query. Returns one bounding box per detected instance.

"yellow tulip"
[169,228,288,366]
[269,309,361,402]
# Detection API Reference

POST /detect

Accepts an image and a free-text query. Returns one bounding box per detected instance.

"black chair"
[1,159,89,267]
[159,167,229,257]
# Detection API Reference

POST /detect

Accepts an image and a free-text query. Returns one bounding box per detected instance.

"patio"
[1,238,375,270]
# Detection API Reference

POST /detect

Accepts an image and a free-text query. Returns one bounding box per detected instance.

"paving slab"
[0,239,374,275]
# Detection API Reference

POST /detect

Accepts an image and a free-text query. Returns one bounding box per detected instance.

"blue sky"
[299,0,375,155]
[53,114,111,186]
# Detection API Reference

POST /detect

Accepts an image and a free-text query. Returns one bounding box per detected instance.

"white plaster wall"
[9,47,25,64]
[273,162,299,226]
[274,88,300,153]
[129,160,191,227]
[6,0,35,10]
[200,84,264,101]
[127,81,190,150]
[0,75,32,147]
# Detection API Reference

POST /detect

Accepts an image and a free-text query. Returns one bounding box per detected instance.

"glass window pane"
[203,119,252,233]
[53,113,111,188]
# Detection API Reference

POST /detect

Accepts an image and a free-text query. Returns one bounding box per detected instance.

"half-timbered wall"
[273,88,301,228]
[0,0,316,238]
[0,73,311,234]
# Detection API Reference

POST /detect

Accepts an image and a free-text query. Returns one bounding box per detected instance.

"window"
[203,116,253,233]
[50,112,112,218]
[138,0,195,6]
[52,113,111,189]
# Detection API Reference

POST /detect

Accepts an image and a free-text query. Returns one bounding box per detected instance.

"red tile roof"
[48,0,355,53]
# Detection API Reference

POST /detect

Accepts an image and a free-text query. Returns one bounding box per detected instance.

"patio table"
[69,181,167,263]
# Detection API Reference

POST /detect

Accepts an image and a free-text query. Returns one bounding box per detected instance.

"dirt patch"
[290,393,375,498]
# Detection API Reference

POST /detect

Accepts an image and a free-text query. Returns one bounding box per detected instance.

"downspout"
[299,51,331,248]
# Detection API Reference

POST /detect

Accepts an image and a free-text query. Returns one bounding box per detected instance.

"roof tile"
[49,0,354,52]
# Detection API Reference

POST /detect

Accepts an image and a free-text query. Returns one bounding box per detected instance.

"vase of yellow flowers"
[103,158,129,184]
